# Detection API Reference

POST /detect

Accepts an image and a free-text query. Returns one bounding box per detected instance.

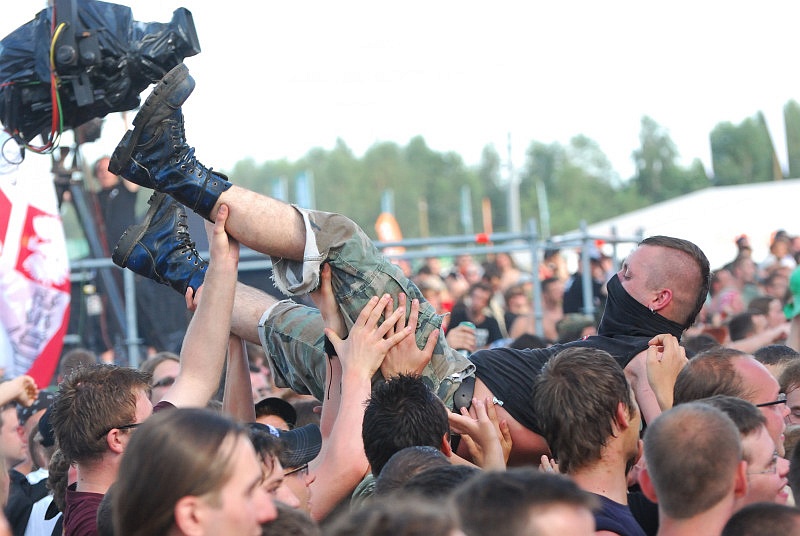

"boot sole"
[112,192,170,268]
[108,63,195,175]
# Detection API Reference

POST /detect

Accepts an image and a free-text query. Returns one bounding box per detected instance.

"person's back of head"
[374,446,449,496]
[639,235,711,328]
[682,333,721,356]
[747,296,776,316]
[673,347,750,406]
[698,395,766,439]
[641,403,743,520]
[451,468,598,536]
[556,314,596,344]
[759,345,800,381]
[756,345,800,368]
[261,502,320,536]
[362,374,449,476]
[57,348,98,383]
[399,464,479,500]
[721,502,800,536]
[727,312,758,342]
[532,347,635,474]
[324,496,460,536]
[50,364,150,464]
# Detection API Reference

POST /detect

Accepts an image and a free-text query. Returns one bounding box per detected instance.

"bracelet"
[324,334,337,359]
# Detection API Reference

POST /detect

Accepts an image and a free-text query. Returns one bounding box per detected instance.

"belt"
[452,375,476,413]
[450,376,476,453]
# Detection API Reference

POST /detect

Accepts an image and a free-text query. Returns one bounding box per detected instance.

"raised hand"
[327,294,411,379]
[646,333,688,411]
[448,396,511,470]
[380,294,438,379]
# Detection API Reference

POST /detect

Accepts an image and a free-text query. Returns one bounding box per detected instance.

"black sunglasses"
[96,422,142,441]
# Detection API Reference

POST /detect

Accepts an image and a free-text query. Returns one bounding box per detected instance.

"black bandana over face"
[598,273,685,340]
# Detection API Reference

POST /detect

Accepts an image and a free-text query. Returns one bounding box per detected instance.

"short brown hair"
[644,403,741,518]
[673,347,751,406]
[533,347,634,473]
[50,364,150,463]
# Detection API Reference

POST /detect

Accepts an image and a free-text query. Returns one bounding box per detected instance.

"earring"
[648,305,654,313]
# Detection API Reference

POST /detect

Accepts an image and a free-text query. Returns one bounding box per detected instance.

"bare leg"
[208,186,306,261]
[230,282,278,345]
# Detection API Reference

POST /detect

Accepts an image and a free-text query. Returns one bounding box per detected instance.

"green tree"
[710,113,775,184]
[631,116,708,202]
[520,137,627,235]
[785,100,800,178]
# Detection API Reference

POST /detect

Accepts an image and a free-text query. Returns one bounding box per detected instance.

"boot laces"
[174,209,204,266]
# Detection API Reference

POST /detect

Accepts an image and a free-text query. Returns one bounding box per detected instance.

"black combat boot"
[112,192,207,296]
[108,63,231,221]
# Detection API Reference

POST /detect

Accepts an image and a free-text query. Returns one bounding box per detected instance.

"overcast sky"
[2,1,800,181]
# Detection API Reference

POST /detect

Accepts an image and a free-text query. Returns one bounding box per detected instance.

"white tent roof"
[579,179,800,270]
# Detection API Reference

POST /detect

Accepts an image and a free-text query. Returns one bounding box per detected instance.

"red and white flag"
[0,157,70,386]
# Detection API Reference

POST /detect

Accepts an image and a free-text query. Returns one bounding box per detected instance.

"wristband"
[324,334,337,359]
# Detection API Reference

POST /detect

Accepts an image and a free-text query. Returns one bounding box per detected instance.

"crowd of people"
[4,63,800,535]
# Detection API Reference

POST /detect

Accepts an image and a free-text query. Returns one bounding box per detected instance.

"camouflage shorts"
[258,206,474,406]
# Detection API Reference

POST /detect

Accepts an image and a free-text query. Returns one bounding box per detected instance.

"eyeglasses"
[747,452,779,475]
[96,422,142,441]
[284,464,309,478]
[152,376,176,389]
[756,393,787,407]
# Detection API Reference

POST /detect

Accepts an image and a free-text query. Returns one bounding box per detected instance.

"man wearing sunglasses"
[674,347,791,457]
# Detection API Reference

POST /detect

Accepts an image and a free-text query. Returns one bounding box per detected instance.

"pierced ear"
[174,496,203,536]
[652,288,673,312]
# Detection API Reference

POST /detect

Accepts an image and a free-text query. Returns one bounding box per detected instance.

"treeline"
[213,100,800,240]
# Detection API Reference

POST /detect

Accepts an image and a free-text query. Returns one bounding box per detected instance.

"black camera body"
[0,0,200,147]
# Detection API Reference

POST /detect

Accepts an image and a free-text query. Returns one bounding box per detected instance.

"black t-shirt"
[469,334,652,434]
[448,306,504,346]
[96,185,137,253]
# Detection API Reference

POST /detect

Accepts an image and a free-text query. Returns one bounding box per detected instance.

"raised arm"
[309,287,410,520]
[222,335,257,422]
[163,204,239,408]
[645,333,688,412]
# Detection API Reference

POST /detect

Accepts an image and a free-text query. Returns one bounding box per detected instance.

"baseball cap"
[37,407,56,448]
[18,390,56,426]
[784,268,800,320]
[249,422,322,468]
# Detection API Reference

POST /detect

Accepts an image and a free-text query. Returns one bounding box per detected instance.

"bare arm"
[625,350,663,425]
[163,204,239,408]
[0,376,38,407]
[222,335,256,422]
[645,334,688,411]
[727,323,791,353]
[309,263,346,438]
[309,294,409,520]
